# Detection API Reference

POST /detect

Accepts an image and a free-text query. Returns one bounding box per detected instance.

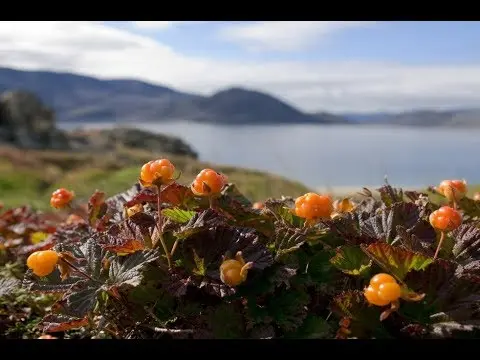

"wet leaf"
[42,314,89,333]
[162,208,196,224]
[363,242,433,280]
[330,245,372,276]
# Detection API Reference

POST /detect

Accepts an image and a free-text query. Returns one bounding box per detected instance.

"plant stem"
[170,239,179,257]
[433,231,445,261]
[60,257,100,283]
[156,185,171,269]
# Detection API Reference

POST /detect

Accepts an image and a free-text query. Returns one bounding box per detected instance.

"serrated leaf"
[0,277,20,297]
[377,183,403,206]
[306,250,336,284]
[48,222,94,246]
[208,303,245,339]
[79,239,105,279]
[272,225,307,258]
[330,245,372,276]
[87,190,108,227]
[264,198,304,228]
[23,270,85,294]
[452,224,480,262]
[42,314,89,333]
[362,242,434,280]
[162,208,196,224]
[98,212,157,252]
[429,320,480,339]
[221,183,252,208]
[106,182,143,215]
[108,250,159,289]
[175,209,227,240]
[58,280,100,318]
[288,315,332,339]
[265,288,309,332]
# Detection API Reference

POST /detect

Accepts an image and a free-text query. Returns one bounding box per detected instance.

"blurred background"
[1,21,480,210]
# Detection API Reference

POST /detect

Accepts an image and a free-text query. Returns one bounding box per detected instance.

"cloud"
[1,21,480,113]
[131,21,176,30]
[219,21,377,52]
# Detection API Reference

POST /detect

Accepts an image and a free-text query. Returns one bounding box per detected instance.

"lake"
[58,121,480,190]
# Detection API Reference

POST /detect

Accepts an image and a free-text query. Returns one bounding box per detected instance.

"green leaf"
[192,249,206,276]
[362,241,434,280]
[264,198,305,228]
[108,250,160,289]
[287,315,332,339]
[307,250,335,284]
[266,288,309,332]
[208,303,245,339]
[174,209,227,240]
[162,208,196,224]
[330,245,372,276]
[221,183,252,208]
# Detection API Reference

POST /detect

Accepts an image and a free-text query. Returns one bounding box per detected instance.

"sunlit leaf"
[162,208,196,224]
[330,245,372,276]
[42,314,89,333]
[452,224,480,262]
[175,209,227,240]
[108,250,159,289]
[362,242,433,280]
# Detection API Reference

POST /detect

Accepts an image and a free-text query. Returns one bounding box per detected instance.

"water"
[58,121,480,189]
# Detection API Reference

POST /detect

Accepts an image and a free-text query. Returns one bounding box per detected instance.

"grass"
[0,146,312,211]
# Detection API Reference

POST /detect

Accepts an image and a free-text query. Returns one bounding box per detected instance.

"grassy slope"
[0,146,312,211]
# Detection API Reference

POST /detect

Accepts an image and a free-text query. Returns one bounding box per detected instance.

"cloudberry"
[364,273,401,306]
[253,202,264,210]
[38,334,57,339]
[333,198,356,213]
[294,192,333,220]
[140,159,175,186]
[191,169,227,196]
[437,179,467,203]
[26,250,59,277]
[126,203,143,217]
[50,188,75,209]
[474,192,480,201]
[220,251,253,287]
[429,206,462,232]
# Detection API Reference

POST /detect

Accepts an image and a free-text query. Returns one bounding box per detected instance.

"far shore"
[315,184,424,197]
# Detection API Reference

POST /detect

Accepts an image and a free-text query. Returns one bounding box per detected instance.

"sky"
[1,21,480,113]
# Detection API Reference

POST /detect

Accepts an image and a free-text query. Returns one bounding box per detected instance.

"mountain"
[0,67,348,125]
[342,109,480,127]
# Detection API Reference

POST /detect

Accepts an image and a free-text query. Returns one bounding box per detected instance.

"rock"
[67,127,198,158]
[0,90,70,149]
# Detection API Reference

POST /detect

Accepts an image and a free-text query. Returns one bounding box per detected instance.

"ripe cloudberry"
[50,188,75,209]
[437,179,467,205]
[140,159,175,186]
[220,251,253,287]
[253,202,264,210]
[294,192,333,220]
[26,250,59,277]
[429,206,462,232]
[364,273,401,306]
[333,198,356,213]
[191,169,227,197]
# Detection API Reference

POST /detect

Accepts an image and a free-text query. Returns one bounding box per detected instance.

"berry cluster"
[50,188,75,209]
[364,273,401,307]
[294,192,333,220]
[140,159,175,186]
[191,168,228,197]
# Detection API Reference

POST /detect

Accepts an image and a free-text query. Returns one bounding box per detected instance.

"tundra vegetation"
[1,159,480,339]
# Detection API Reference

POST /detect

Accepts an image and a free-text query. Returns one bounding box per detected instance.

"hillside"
[0,67,348,125]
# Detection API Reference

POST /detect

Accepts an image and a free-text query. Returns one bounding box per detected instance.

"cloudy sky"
[1,21,480,113]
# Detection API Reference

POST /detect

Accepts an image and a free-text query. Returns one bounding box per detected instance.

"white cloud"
[219,21,377,52]
[0,21,480,113]
[131,21,175,29]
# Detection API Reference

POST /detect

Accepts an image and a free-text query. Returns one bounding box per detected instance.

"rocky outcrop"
[0,91,70,149]
[0,90,198,158]
[68,127,198,158]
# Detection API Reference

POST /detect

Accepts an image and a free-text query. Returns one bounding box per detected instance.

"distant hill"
[0,67,349,125]
[342,109,480,127]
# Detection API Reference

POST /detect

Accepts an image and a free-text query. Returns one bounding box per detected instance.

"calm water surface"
[58,121,480,189]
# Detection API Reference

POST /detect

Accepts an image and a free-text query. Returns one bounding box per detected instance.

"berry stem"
[60,257,100,283]
[170,239,179,257]
[433,231,445,261]
[156,185,172,269]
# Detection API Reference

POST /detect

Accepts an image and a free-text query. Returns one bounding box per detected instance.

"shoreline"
[314,184,424,197]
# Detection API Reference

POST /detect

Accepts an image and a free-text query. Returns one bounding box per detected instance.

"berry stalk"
[156,184,172,269]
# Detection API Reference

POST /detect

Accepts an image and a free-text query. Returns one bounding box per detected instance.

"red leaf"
[42,314,89,333]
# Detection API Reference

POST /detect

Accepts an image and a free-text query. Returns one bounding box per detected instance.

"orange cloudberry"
[437,179,467,204]
[140,159,175,186]
[429,206,462,232]
[294,192,333,220]
[50,188,75,209]
[253,202,264,210]
[26,250,59,277]
[364,273,401,307]
[220,251,253,287]
[191,169,227,197]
